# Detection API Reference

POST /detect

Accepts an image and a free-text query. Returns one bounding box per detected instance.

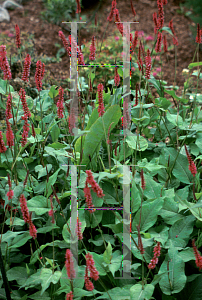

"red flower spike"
[140,169,146,190]
[162,0,167,4]
[185,145,197,177]
[192,239,202,271]
[76,0,81,14]
[145,49,152,79]
[148,241,161,269]
[114,66,120,86]
[0,45,12,80]
[19,88,31,118]
[130,0,136,17]
[196,23,201,44]
[0,130,7,153]
[84,181,94,212]
[65,249,76,280]
[19,194,30,224]
[6,119,14,148]
[76,217,83,241]
[89,36,96,61]
[21,115,30,147]
[66,291,74,300]
[29,220,37,239]
[85,267,94,291]
[157,0,164,29]
[107,0,116,22]
[58,31,70,54]
[85,252,99,281]
[6,93,13,120]
[22,54,31,82]
[35,60,43,92]
[57,86,64,119]
[155,32,162,53]
[132,31,138,51]
[114,8,123,36]
[15,24,21,49]
[163,35,168,53]
[85,170,105,198]
[97,83,105,117]
[153,12,158,34]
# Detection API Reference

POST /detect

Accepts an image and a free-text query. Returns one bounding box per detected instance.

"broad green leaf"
[177,273,202,300]
[103,242,113,264]
[169,215,195,243]
[20,269,42,289]
[50,123,60,142]
[179,248,195,262]
[130,284,154,300]
[133,198,164,232]
[9,232,32,249]
[97,286,131,299]
[159,241,186,295]
[108,251,122,277]
[148,226,169,247]
[125,132,148,151]
[27,196,51,215]
[166,112,184,127]
[35,164,52,179]
[7,267,28,286]
[81,105,121,167]
[75,107,99,153]
[159,148,193,184]
[40,269,62,295]
[0,79,14,95]
[188,62,202,69]
[45,168,61,198]
[131,179,141,213]
[48,85,59,99]
[143,174,163,199]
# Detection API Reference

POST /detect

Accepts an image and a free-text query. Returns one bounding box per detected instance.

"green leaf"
[50,123,60,142]
[188,62,202,69]
[143,174,163,199]
[46,168,60,198]
[97,286,131,299]
[169,215,195,243]
[48,85,59,99]
[7,267,28,286]
[177,273,202,300]
[27,196,51,215]
[166,112,184,127]
[131,178,141,213]
[35,164,52,179]
[125,131,148,151]
[159,148,193,184]
[159,241,186,295]
[133,198,164,232]
[81,105,121,167]
[130,284,154,300]
[103,242,113,264]
[9,232,32,249]
[40,269,62,295]
[108,251,122,277]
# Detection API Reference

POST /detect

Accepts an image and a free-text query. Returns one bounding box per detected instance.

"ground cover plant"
[1,0,202,299]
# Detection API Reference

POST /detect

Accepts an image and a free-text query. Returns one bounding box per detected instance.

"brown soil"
[0,0,202,99]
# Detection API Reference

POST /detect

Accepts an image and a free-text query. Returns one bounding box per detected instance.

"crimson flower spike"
[192,239,202,271]
[15,24,21,49]
[107,0,116,22]
[130,0,136,17]
[140,169,146,190]
[184,145,197,177]
[196,23,202,44]
[137,225,145,254]
[148,241,161,269]
[145,49,152,79]
[76,0,81,14]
